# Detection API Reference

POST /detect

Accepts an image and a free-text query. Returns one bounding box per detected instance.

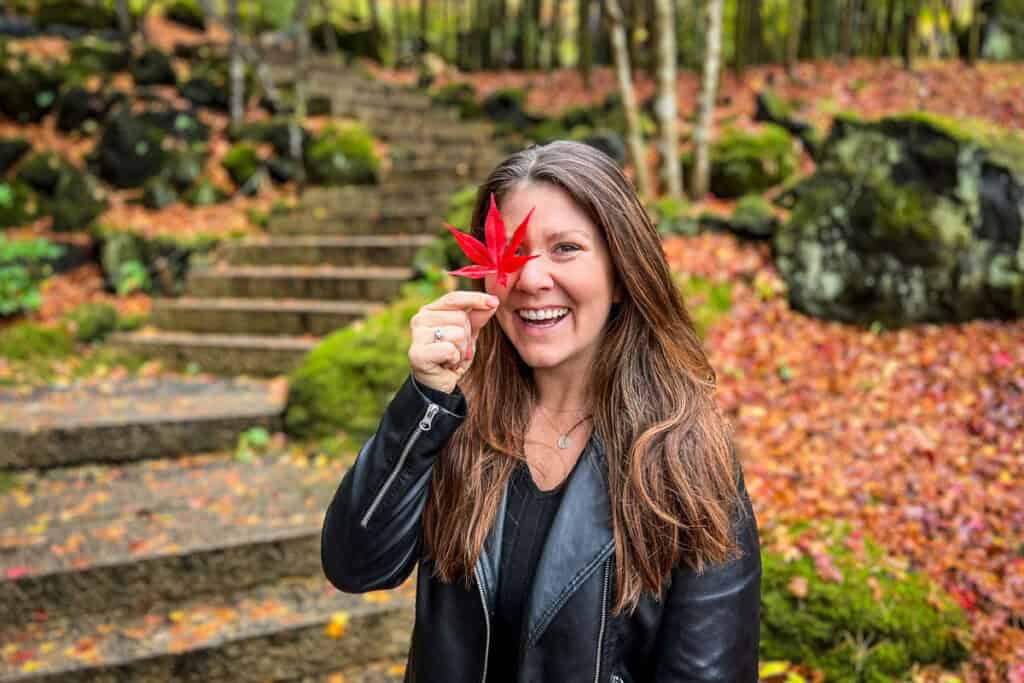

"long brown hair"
[421,140,744,615]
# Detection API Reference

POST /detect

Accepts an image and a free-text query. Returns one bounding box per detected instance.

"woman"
[321,140,761,682]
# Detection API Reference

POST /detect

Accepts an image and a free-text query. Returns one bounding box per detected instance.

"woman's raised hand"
[409,291,500,394]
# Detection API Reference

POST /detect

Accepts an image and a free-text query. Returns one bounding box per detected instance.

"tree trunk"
[551,0,564,67]
[393,0,404,63]
[605,0,651,198]
[320,0,339,54]
[691,0,723,198]
[115,0,132,38]
[653,0,681,198]
[420,0,429,54]
[228,0,244,129]
[368,0,381,36]
[786,0,803,73]
[901,0,919,69]
[578,0,594,86]
[292,0,313,188]
[733,0,746,71]
[839,0,853,63]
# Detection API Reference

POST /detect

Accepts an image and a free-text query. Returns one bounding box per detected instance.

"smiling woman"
[321,140,761,683]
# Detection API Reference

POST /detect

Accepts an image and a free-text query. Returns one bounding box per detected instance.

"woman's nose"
[513,252,553,292]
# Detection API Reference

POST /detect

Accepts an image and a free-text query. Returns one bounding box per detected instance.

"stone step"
[280,660,406,683]
[0,378,285,470]
[223,235,436,267]
[0,451,350,628]
[186,265,413,301]
[372,122,493,145]
[151,297,381,336]
[107,331,316,376]
[383,158,500,185]
[267,210,439,236]
[323,90,438,113]
[0,573,414,682]
[293,183,466,213]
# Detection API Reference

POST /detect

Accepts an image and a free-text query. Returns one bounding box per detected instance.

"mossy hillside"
[221,143,261,188]
[62,302,118,343]
[304,122,379,186]
[681,124,798,198]
[285,281,447,445]
[13,152,108,232]
[760,522,971,682]
[0,322,73,361]
[96,226,221,296]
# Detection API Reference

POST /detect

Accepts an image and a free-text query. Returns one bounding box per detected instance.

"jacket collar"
[474,432,616,648]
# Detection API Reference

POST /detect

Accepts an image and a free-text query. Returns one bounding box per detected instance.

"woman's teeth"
[519,308,569,327]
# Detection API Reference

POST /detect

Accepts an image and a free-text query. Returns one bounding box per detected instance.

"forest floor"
[2,44,1022,679]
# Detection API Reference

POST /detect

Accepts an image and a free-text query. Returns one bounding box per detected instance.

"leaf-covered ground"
[663,232,1024,682]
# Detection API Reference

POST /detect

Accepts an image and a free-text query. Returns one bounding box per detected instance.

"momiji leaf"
[443,192,537,288]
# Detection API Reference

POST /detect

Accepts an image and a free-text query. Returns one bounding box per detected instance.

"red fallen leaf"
[10,649,35,665]
[993,350,1014,369]
[444,192,538,288]
[5,565,30,579]
[948,584,977,611]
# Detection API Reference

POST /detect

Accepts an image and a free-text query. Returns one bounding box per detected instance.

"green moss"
[304,122,379,186]
[221,143,261,188]
[431,83,483,119]
[164,0,206,30]
[0,322,73,361]
[683,125,798,198]
[183,178,228,206]
[62,302,118,343]
[674,273,732,338]
[284,282,446,445]
[0,180,39,229]
[731,194,779,238]
[761,522,972,682]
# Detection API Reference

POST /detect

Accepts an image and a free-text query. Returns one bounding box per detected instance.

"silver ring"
[433,327,444,342]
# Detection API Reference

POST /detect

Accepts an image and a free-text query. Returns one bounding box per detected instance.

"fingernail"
[488,296,499,307]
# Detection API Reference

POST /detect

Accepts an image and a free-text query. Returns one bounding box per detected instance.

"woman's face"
[485,182,621,375]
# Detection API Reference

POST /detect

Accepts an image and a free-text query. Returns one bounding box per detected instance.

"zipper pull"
[420,404,440,431]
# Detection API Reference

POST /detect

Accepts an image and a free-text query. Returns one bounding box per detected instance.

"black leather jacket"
[322,374,762,683]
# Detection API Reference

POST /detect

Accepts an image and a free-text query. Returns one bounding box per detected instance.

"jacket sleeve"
[652,468,762,682]
[321,373,466,593]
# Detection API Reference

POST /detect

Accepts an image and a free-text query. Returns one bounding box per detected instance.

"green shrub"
[164,0,206,30]
[0,322,73,361]
[285,281,446,444]
[761,522,971,682]
[221,143,261,188]
[682,124,798,198]
[730,194,780,238]
[183,178,228,206]
[304,122,379,186]
[0,235,63,316]
[62,302,118,343]
[675,273,732,338]
[649,196,699,237]
[431,83,483,119]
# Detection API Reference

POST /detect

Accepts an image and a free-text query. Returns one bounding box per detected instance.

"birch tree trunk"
[653,0,680,198]
[578,0,594,86]
[115,0,132,39]
[292,0,313,187]
[320,0,339,54]
[605,0,651,198]
[785,0,803,74]
[228,0,245,128]
[691,0,723,198]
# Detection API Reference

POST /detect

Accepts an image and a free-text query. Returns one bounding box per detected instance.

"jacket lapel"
[521,433,615,648]
[475,477,509,614]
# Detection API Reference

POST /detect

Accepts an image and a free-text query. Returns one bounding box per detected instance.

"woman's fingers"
[409,340,462,371]
[413,324,471,359]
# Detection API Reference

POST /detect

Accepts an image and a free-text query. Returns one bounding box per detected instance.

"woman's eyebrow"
[511,228,590,242]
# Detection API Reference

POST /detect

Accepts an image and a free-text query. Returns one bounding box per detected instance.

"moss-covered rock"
[179,60,238,111]
[36,0,118,31]
[304,122,378,186]
[221,143,261,188]
[55,83,121,135]
[93,110,168,188]
[183,177,228,206]
[682,125,798,198]
[0,54,61,124]
[162,143,207,190]
[774,112,1024,326]
[753,89,821,159]
[284,282,445,443]
[729,194,780,239]
[431,82,483,119]
[761,522,971,682]
[0,180,39,229]
[0,137,30,176]
[131,46,177,86]
[648,196,699,237]
[97,227,218,296]
[62,302,118,343]
[67,37,130,78]
[142,176,178,209]
[164,0,206,30]
[482,88,535,132]
[15,152,107,231]
[0,322,73,360]
[229,118,306,156]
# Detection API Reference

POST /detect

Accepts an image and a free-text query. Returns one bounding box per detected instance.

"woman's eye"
[555,243,580,254]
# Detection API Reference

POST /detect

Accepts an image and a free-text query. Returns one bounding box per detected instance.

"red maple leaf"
[444,192,538,288]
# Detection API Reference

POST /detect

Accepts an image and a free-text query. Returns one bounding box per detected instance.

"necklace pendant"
[557,435,570,449]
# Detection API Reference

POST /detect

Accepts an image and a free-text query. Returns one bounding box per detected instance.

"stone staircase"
[110,59,504,376]
[0,379,410,682]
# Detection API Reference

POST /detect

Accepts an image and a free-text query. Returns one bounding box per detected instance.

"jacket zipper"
[475,565,491,683]
[359,402,440,528]
[593,556,611,683]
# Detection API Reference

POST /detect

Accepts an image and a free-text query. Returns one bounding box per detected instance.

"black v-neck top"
[485,457,576,683]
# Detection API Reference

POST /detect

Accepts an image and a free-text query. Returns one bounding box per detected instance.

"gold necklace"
[536,404,592,449]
